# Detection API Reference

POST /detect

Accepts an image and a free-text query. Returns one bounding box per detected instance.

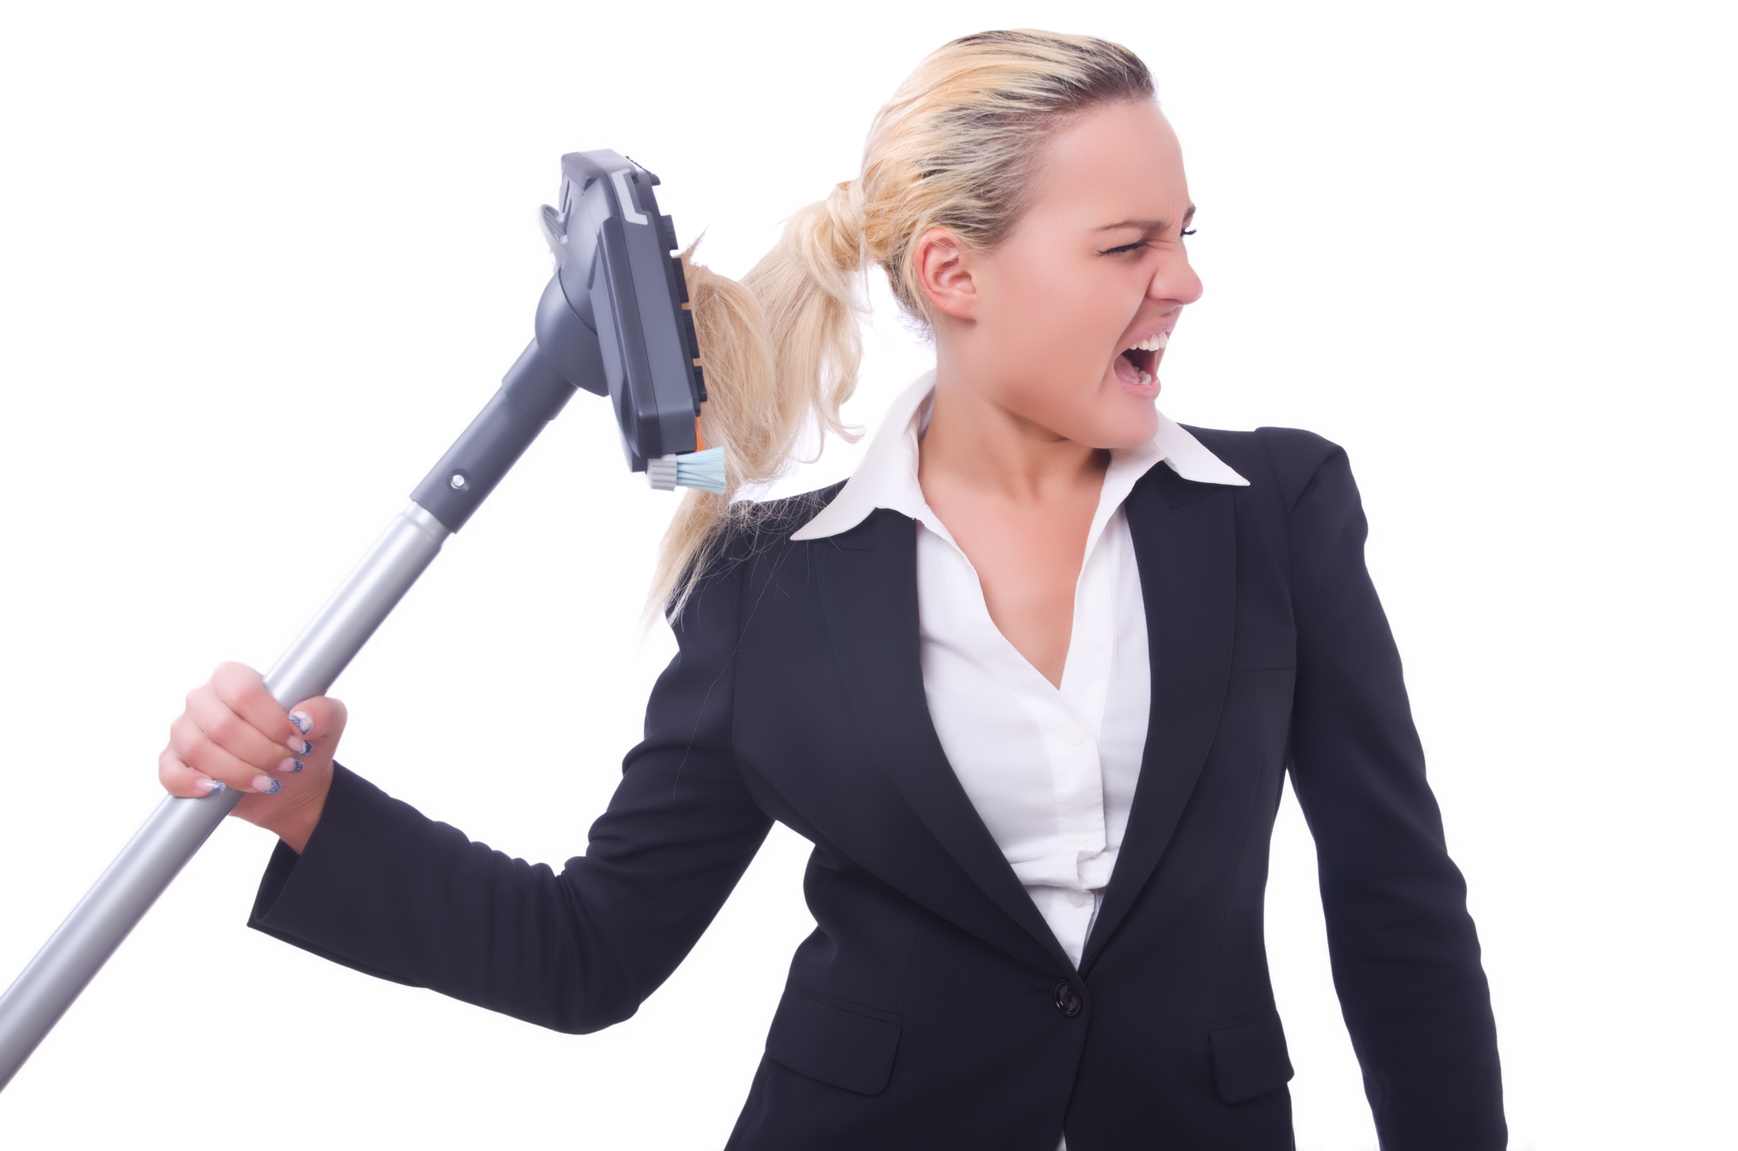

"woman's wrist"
[256,774,331,855]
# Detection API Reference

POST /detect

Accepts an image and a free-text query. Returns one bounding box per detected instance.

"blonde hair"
[654,30,1154,615]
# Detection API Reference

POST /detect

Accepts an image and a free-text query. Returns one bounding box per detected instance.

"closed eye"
[1100,226,1196,256]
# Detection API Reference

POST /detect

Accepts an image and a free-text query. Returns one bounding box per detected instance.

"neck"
[918,354,1107,504]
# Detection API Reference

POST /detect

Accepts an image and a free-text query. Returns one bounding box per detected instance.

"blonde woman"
[160,30,1505,1150]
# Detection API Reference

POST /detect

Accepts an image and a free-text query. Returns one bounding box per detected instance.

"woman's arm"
[247,542,773,1034]
[1263,428,1506,1151]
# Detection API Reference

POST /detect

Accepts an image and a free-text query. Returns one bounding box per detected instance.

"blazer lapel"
[1081,470,1238,973]
[814,510,1074,975]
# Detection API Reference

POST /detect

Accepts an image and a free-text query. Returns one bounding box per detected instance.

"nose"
[1149,247,1203,307]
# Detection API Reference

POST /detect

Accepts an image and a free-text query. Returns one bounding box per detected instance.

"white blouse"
[793,372,1248,969]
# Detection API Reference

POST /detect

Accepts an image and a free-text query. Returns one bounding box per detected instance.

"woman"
[159,30,1504,1151]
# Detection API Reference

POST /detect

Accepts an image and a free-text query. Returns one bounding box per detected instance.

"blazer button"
[1053,979,1083,1018]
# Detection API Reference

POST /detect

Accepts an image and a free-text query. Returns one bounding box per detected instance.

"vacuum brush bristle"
[675,447,726,493]
[646,447,726,494]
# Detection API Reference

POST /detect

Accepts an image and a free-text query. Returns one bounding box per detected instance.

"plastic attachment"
[646,455,677,490]
[675,446,726,493]
[646,447,726,493]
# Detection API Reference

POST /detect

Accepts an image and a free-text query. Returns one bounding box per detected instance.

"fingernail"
[277,757,305,774]
[288,712,313,735]
[195,778,228,796]
[253,775,283,795]
[286,737,313,756]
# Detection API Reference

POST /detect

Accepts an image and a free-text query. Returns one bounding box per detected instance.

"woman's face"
[937,98,1202,449]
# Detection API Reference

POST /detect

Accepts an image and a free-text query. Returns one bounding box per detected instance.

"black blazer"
[249,426,1505,1150]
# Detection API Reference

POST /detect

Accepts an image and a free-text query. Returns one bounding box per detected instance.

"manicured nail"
[253,775,283,795]
[195,778,227,796]
[277,757,305,774]
[286,737,313,756]
[288,712,313,735]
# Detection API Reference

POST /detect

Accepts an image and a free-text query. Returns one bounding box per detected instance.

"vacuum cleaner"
[0,149,719,1089]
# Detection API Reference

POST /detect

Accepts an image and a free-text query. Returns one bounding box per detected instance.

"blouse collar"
[791,370,1249,542]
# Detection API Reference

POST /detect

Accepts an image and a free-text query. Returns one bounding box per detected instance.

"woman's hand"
[159,662,345,854]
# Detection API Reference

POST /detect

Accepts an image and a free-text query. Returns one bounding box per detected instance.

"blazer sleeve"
[1259,428,1506,1150]
[246,535,773,1034]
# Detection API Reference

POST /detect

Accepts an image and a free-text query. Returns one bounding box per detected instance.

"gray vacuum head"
[540,150,706,473]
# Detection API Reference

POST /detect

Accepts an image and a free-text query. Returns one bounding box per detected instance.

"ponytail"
[649,181,867,617]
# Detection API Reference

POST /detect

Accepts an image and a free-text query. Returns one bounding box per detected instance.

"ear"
[913,227,979,320]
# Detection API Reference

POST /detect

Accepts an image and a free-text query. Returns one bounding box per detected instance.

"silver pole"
[0,502,450,1090]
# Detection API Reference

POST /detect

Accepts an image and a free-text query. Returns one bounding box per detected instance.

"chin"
[1079,401,1159,451]
[1091,385,1162,447]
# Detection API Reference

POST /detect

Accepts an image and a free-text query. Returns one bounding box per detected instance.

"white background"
[0,2,1732,1148]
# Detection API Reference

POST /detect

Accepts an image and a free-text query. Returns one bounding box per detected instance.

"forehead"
[1025,100,1189,228]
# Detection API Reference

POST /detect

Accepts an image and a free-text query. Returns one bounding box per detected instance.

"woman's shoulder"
[682,480,849,595]
[1179,424,1352,514]
[664,480,849,636]
[741,479,850,539]
[707,479,849,560]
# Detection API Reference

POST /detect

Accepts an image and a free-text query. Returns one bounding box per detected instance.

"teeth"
[1137,370,1153,386]
[1127,332,1169,352]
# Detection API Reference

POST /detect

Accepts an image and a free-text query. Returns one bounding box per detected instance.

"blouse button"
[1067,889,1090,908]
[1066,726,1086,746]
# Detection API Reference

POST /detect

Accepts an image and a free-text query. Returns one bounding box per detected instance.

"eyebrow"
[1096,205,1197,232]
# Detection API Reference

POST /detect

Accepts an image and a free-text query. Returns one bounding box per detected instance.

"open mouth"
[1114,331,1168,390]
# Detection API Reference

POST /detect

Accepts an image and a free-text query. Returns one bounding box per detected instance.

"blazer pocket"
[1231,627,1297,671]
[765,989,902,1096]
[1209,1009,1295,1103]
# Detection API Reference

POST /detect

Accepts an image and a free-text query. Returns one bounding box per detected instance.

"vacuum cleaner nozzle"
[541,151,711,481]
[410,150,716,535]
